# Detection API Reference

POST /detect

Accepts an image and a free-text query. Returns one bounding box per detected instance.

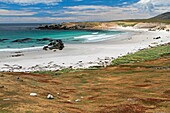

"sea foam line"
[74,32,126,42]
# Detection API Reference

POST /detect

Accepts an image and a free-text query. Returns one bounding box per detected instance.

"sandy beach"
[0,27,170,72]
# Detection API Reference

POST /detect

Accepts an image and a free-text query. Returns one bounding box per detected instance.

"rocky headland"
[36,22,119,30]
[37,21,170,32]
[36,12,170,31]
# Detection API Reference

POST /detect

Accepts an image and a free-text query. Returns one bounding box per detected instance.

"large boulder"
[43,39,64,51]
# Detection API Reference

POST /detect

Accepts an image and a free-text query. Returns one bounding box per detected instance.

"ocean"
[0,23,123,49]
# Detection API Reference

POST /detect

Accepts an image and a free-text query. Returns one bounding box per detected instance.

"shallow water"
[0,23,123,49]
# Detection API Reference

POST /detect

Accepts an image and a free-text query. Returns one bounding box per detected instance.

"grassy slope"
[112,43,170,66]
[0,44,170,113]
[68,19,170,30]
[114,12,170,24]
[119,19,170,24]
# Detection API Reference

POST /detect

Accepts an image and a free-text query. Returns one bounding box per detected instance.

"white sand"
[0,27,170,72]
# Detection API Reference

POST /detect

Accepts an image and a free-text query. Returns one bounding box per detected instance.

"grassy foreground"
[0,44,170,113]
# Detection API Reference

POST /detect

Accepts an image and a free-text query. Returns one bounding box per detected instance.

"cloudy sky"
[0,0,170,23]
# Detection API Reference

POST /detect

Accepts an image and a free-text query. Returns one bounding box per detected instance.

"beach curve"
[0,27,169,72]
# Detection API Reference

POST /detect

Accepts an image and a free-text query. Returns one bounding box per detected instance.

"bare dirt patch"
[0,55,170,113]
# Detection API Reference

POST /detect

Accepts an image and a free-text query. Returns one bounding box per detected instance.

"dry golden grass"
[0,54,170,113]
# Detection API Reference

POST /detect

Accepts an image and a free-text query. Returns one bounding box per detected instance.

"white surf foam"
[74,33,120,42]
[92,32,99,35]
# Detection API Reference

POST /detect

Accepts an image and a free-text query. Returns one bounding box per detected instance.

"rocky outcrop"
[43,40,64,51]
[37,23,86,30]
[12,38,32,43]
[36,22,115,30]
[37,38,53,42]
[0,39,8,42]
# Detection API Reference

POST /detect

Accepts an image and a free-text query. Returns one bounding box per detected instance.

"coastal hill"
[125,12,170,24]
[150,12,170,20]
[37,12,170,30]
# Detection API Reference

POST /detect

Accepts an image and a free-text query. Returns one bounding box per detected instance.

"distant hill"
[150,12,170,20]
[38,12,170,31]
[120,12,170,24]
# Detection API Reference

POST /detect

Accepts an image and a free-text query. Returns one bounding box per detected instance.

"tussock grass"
[112,44,170,65]
[116,22,137,27]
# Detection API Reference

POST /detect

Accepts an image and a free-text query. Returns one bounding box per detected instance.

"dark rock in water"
[37,38,53,41]
[43,39,64,51]
[38,25,49,29]
[12,38,32,43]
[0,38,8,42]
[72,39,80,42]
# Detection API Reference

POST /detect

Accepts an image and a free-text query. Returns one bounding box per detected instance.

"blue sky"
[0,0,170,23]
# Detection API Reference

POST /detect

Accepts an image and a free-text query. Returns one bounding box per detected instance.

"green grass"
[33,70,58,76]
[33,44,170,75]
[33,68,83,76]
[0,110,12,113]
[117,22,137,27]
[25,111,33,113]
[118,19,170,24]
[112,44,170,65]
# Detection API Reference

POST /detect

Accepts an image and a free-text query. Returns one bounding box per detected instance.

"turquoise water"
[0,24,123,49]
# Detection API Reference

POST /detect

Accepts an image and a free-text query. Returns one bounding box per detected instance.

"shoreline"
[0,27,169,72]
[0,29,123,50]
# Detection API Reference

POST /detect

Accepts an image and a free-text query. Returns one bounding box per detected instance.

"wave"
[92,32,99,35]
[74,33,120,42]
[0,29,125,50]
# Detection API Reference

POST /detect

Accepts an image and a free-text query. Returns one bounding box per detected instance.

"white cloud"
[0,0,169,23]
[122,2,128,5]
[65,5,113,10]
[0,0,62,5]
[137,0,170,5]
[63,5,150,21]
[62,1,170,22]
[134,0,170,14]
[63,0,170,21]
[0,17,75,23]
[0,9,37,16]
[64,5,136,16]
[135,0,154,12]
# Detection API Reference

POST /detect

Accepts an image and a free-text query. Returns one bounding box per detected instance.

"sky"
[0,0,170,23]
